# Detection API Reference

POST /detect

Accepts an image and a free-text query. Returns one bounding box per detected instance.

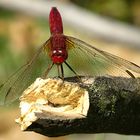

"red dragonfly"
[0,7,140,105]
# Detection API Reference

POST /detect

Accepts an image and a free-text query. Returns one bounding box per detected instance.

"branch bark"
[22,76,140,137]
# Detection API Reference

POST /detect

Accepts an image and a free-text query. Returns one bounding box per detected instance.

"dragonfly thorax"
[50,33,68,64]
[51,49,68,64]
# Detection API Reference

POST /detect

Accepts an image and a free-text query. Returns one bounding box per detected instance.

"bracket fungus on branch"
[16,76,140,137]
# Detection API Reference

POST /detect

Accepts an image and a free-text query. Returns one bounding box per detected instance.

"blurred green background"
[0,0,140,140]
[71,0,140,26]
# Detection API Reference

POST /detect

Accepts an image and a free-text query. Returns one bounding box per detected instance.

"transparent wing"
[65,36,140,78]
[0,39,53,105]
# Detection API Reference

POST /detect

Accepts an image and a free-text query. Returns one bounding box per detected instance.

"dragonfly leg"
[60,64,64,80]
[64,61,81,82]
[43,63,54,78]
[57,64,64,80]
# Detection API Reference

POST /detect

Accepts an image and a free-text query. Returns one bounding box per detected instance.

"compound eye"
[52,50,63,56]
[52,50,57,55]
[58,50,62,54]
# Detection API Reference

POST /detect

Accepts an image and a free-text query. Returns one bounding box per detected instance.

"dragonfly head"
[51,49,68,64]
[49,7,63,35]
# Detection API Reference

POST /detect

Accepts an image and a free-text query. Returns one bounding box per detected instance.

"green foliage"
[0,8,15,19]
[70,0,140,26]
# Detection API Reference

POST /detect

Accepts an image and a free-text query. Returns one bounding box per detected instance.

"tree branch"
[16,76,140,137]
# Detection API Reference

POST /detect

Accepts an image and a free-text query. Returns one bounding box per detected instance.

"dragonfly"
[0,7,140,105]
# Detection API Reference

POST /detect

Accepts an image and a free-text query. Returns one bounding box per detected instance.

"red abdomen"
[49,7,63,35]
